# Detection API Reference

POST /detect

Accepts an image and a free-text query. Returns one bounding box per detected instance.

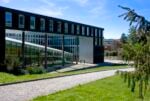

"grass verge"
[0,65,128,84]
[32,75,150,101]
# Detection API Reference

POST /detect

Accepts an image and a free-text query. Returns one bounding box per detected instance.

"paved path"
[0,68,134,101]
[105,59,134,64]
[56,63,97,72]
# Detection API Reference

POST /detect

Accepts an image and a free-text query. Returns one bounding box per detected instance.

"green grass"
[0,65,128,84]
[32,76,150,101]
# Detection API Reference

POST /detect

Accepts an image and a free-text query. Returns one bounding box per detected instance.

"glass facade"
[5,30,78,68]
[5,12,12,27]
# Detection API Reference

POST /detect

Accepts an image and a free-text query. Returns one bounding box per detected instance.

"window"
[18,14,25,28]
[87,27,89,36]
[5,12,12,27]
[71,24,74,34]
[64,23,68,33]
[95,29,98,37]
[99,38,101,46]
[30,16,35,30]
[95,38,97,46]
[49,20,53,32]
[40,18,45,31]
[91,28,93,36]
[97,38,99,46]
[57,21,61,33]
[77,25,80,35]
[82,26,85,35]
[99,29,102,37]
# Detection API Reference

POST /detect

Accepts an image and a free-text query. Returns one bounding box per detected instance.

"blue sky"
[0,0,150,39]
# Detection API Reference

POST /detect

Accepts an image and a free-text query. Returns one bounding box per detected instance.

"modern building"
[0,6,104,69]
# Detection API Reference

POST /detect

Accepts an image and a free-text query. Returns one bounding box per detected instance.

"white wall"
[79,36,94,64]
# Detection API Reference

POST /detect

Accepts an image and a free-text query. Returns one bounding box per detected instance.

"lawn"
[0,65,128,84]
[32,75,150,101]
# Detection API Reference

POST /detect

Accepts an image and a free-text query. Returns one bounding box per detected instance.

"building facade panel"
[79,36,93,63]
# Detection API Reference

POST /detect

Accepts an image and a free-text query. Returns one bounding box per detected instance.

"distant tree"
[128,26,139,44]
[120,33,128,43]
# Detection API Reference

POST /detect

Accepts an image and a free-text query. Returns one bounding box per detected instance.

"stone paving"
[0,68,134,101]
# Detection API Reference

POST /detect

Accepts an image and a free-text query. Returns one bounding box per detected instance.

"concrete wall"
[79,36,93,64]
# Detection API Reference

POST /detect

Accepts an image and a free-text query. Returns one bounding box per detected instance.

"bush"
[13,67,29,75]
[26,67,46,74]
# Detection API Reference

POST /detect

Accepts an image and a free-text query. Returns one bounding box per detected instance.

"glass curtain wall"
[5,30,77,69]
[5,30,22,71]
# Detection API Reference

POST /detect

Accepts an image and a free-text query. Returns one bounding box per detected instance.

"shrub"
[26,67,46,74]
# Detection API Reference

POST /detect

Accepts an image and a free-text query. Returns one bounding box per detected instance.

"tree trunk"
[139,79,144,99]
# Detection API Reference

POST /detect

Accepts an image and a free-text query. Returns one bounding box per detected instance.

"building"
[104,39,121,51]
[0,6,104,69]
[104,39,122,59]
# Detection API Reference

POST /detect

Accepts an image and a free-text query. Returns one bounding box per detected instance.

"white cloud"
[32,6,67,17]
[73,0,89,6]
[31,0,68,17]
[89,0,108,18]
[40,0,55,7]
[1,0,11,3]
[58,0,89,6]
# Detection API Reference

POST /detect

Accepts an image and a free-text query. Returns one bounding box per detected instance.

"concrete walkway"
[56,63,98,72]
[0,68,134,101]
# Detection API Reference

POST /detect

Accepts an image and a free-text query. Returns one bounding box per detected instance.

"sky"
[0,0,150,39]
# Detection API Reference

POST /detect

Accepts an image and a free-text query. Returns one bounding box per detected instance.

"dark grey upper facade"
[1,6,104,37]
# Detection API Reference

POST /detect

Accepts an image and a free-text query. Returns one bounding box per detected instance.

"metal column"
[76,36,79,64]
[62,34,65,66]
[22,31,25,68]
[0,10,5,71]
[44,33,48,69]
